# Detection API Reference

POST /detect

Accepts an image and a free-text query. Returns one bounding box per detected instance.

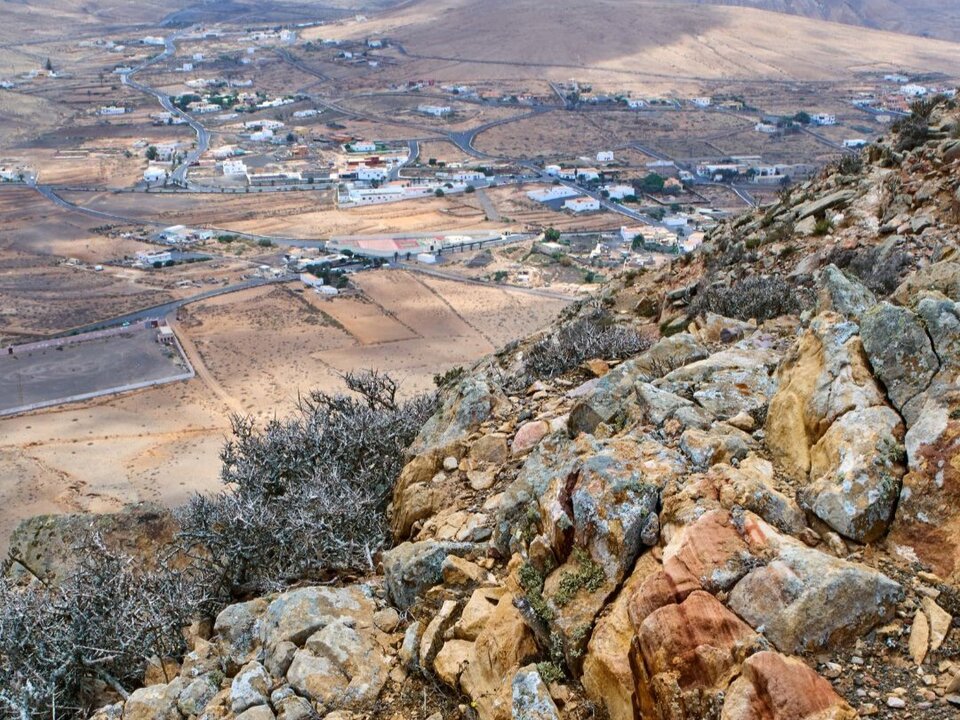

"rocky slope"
[16,98,960,720]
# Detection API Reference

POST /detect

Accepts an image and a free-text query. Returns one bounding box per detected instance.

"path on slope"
[168,317,245,418]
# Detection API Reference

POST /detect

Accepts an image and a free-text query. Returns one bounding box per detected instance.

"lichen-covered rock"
[728,541,902,653]
[800,405,904,543]
[382,540,474,609]
[122,680,185,720]
[214,598,268,671]
[861,302,940,423]
[816,264,877,321]
[411,375,504,454]
[511,665,561,720]
[230,661,270,713]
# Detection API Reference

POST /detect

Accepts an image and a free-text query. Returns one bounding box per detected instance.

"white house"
[418,104,452,117]
[141,36,165,46]
[350,140,377,152]
[544,164,561,176]
[179,63,193,72]
[754,122,778,134]
[367,39,383,48]
[192,53,204,62]
[245,119,284,130]
[901,84,928,97]
[189,102,221,114]
[222,159,248,176]
[293,109,320,118]
[137,250,173,265]
[143,166,168,184]
[249,129,274,142]
[626,98,646,109]
[280,29,297,43]
[526,186,579,203]
[811,113,836,126]
[446,170,485,182]
[843,138,868,149]
[602,184,635,200]
[564,197,600,213]
[884,74,910,83]
[596,151,614,163]
[575,168,600,182]
[99,106,126,116]
[357,166,389,181]
[690,97,712,108]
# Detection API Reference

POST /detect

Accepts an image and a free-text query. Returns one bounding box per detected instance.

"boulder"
[728,541,902,653]
[214,598,268,671]
[455,587,505,640]
[261,586,376,659]
[287,618,390,710]
[122,680,185,720]
[861,302,940,423]
[800,406,904,543]
[434,639,475,688]
[410,375,503,454]
[382,540,474,609]
[177,676,221,717]
[633,591,761,720]
[511,666,561,720]
[230,661,270,713]
[656,339,781,420]
[679,424,757,469]
[765,313,886,481]
[459,593,538,720]
[816,264,877,321]
[235,706,275,720]
[512,420,549,455]
[635,382,713,430]
[721,651,857,720]
[469,434,510,467]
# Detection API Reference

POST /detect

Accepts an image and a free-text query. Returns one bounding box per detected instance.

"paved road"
[58,276,294,337]
[120,32,211,186]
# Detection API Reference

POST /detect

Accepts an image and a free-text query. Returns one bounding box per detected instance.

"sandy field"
[0,270,568,551]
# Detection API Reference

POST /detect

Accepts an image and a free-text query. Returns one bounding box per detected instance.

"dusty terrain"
[0,271,568,552]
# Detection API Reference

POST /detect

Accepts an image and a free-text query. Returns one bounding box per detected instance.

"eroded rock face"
[382,540,475,609]
[410,374,504,454]
[511,665,561,720]
[721,652,857,720]
[632,591,763,720]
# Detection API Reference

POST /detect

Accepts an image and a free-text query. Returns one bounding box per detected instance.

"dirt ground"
[0,271,568,551]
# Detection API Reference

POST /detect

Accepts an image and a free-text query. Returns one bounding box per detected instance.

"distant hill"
[685,0,960,41]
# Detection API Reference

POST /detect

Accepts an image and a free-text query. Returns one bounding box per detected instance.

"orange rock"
[633,591,760,719]
[721,651,857,720]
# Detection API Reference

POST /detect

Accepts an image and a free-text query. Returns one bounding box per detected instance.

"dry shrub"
[522,310,651,381]
[690,275,811,322]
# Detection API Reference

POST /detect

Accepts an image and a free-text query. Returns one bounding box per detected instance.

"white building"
[690,97,712,108]
[596,151,614,163]
[350,140,377,152]
[192,53,204,61]
[575,168,600,182]
[564,197,600,213]
[626,98,646,109]
[443,170,485,182]
[526,186,579,203]
[190,103,221,114]
[179,63,193,72]
[843,138,868,149]
[280,29,297,43]
[249,129,274,142]
[245,119,285,130]
[141,36,165,46]
[99,106,126,116]
[143,166,168,183]
[222,159,248,176]
[293,109,320,118]
[367,39,383,48]
[357,166,389,181]
[901,84,928,97]
[602,184,635,200]
[418,104,452,117]
[884,74,910,83]
[137,250,173,265]
[811,113,836,126]
[755,122,778,134]
[544,164,561,176]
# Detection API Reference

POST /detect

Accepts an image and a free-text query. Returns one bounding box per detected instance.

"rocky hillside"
[8,97,960,720]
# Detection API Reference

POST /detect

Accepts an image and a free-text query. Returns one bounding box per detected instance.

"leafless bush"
[0,538,201,720]
[177,371,437,599]
[522,310,651,381]
[690,275,811,322]
[825,245,910,297]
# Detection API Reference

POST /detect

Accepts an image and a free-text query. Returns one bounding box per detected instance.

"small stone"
[945,694,960,707]
[373,607,400,633]
[909,609,930,665]
[467,470,496,491]
[886,696,906,708]
[726,411,755,431]
[822,662,842,679]
[443,456,459,472]
[512,420,549,455]
[921,597,952,653]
